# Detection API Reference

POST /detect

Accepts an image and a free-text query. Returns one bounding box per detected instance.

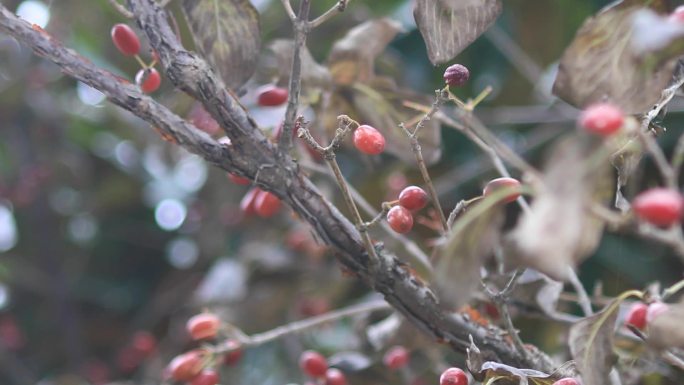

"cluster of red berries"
[166,312,242,384]
[624,301,670,331]
[299,350,347,385]
[386,186,429,233]
[632,188,684,228]
[110,24,161,93]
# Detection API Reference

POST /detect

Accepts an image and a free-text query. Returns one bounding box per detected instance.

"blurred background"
[0,0,683,384]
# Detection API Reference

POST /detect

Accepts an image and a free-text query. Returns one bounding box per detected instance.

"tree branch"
[0,1,555,373]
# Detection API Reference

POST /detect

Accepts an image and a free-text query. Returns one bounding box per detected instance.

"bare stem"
[279,0,297,21]
[482,269,527,359]
[108,0,134,18]
[213,299,390,352]
[567,266,593,316]
[309,0,350,29]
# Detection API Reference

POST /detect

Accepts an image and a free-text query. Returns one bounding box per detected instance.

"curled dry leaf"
[413,0,502,65]
[181,0,260,90]
[568,296,630,385]
[505,135,613,282]
[433,194,505,309]
[511,269,564,319]
[647,302,684,350]
[552,0,678,114]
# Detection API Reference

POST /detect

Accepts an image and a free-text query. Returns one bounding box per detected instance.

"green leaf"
[552,0,677,114]
[413,0,502,65]
[181,0,261,90]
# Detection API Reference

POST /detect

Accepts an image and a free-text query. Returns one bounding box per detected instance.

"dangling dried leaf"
[433,194,505,309]
[327,18,404,86]
[181,0,261,90]
[568,298,624,385]
[263,39,332,89]
[505,135,613,282]
[552,0,677,114]
[413,0,502,65]
[510,269,564,318]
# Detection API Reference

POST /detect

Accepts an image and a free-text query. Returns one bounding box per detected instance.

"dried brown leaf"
[506,135,612,281]
[552,0,676,114]
[413,0,502,65]
[327,18,404,86]
[265,39,331,89]
[181,0,261,90]
[647,302,684,350]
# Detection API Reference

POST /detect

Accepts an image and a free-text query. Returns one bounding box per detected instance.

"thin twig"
[213,300,391,352]
[567,266,593,316]
[309,0,350,29]
[482,269,528,359]
[108,0,134,18]
[279,0,297,21]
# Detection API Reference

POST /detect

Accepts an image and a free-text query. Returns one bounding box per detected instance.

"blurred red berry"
[111,24,140,56]
[187,312,220,340]
[579,103,624,137]
[624,303,648,330]
[255,190,282,218]
[382,345,410,370]
[240,188,260,216]
[325,368,347,385]
[387,206,413,233]
[167,350,204,382]
[191,370,220,385]
[136,68,161,93]
[353,125,385,155]
[223,340,243,366]
[669,6,684,22]
[257,85,288,106]
[443,64,470,87]
[131,331,156,357]
[483,177,521,204]
[299,350,328,378]
[440,367,468,385]
[632,188,683,227]
[187,102,220,135]
[646,302,670,324]
[551,379,580,385]
[228,173,250,185]
[398,186,429,211]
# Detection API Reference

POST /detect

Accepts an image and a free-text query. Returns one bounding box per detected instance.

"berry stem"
[309,0,350,29]
[133,54,147,69]
[482,268,528,360]
[108,0,134,18]
[401,89,450,233]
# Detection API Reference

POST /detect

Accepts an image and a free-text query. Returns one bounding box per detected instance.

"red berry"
[483,177,521,204]
[382,345,410,370]
[167,351,204,382]
[186,313,220,340]
[240,188,260,216]
[136,68,161,93]
[646,302,670,324]
[117,346,142,373]
[325,368,347,385]
[670,6,684,22]
[551,379,580,385]
[398,186,429,211]
[443,64,470,87]
[299,350,328,378]
[131,331,156,357]
[353,125,385,155]
[387,206,413,233]
[439,367,468,385]
[187,102,220,135]
[111,24,141,56]
[191,370,220,385]
[624,303,648,330]
[257,85,288,107]
[223,340,243,366]
[254,190,282,218]
[632,188,684,227]
[228,173,250,185]
[578,103,624,136]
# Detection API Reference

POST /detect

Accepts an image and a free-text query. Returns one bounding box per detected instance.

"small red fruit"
[223,340,243,366]
[240,188,260,216]
[111,24,141,56]
[136,68,162,93]
[632,188,684,227]
[257,85,288,107]
[228,173,250,185]
[646,302,670,324]
[254,190,282,218]
[186,313,220,340]
[483,177,521,203]
[131,331,156,357]
[443,64,470,87]
[299,350,328,378]
[187,102,220,135]
[387,206,413,233]
[382,345,410,370]
[167,350,204,382]
[551,379,580,385]
[669,6,684,22]
[578,103,624,136]
[624,303,648,330]
[439,367,468,385]
[353,125,385,155]
[325,368,347,385]
[398,186,429,211]
[191,370,220,385]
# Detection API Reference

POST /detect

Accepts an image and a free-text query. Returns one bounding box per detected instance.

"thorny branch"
[0,0,556,374]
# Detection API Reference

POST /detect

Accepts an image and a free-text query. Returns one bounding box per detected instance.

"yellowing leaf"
[181,0,260,90]
[413,0,502,65]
